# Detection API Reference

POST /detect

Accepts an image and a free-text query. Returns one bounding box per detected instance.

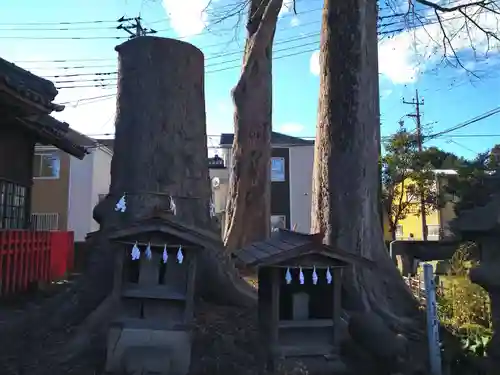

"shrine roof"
[0,57,88,158]
[108,214,223,250]
[232,229,374,269]
[18,114,87,158]
[220,132,314,147]
[0,56,61,112]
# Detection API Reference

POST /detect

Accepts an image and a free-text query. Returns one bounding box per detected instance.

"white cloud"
[290,17,300,27]
[279,122,304,133]
[309,50,320,75]
[310,4,500,84]
[380,5,500,84]
[162,0,210,37]
[279,0,294,17]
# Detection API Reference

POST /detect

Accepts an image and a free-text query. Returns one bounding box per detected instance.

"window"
[271,215,286,232]
[427,225,440,240]
[33,152,60,179]
[0,179,28,229]
[271,157,285,182]
[395,224,403,238]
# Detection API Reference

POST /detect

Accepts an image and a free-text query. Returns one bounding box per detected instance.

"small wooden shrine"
[104,214,216,375]
[233,229,374,368]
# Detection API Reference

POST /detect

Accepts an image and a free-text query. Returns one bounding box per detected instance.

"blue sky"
[1,0,500,159]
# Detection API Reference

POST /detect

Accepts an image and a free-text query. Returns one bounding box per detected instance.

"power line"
[116,16,157,38]
[0,6,463,41]
[425,106,500,140]
[42,31,322,80]
[54,46,321,89]
[0,6,322,40]
[0,0,397,29]
[0,19,120,26]
[39,21,458,89]
[10,7,471,86]
[14,19,321,69]
[0,25,120,31]
[446,139,480,155]
[82,132,500,141]
[58,93,117,105]
[50,36,322,84]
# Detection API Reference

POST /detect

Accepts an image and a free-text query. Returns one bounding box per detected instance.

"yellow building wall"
[396,206,439,240]
[383,210,392,241]
[383,176,441,240]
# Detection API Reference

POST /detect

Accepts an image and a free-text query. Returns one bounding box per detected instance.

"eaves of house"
[219,131,314,148]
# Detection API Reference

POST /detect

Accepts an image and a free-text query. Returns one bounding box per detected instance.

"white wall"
[216,145,314,233]
[209,168,229,214]
[67,146,112,241]
[289,145,314,233]
[90,147,112,232]
[67,152,93,242]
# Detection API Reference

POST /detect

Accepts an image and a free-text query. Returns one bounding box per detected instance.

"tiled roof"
[0,56,90,158]
[0,56,61,112]
[65,128,98,148]
[25,116,87,159]
[95,138,115,150]
[220,132,313,147]
[232,229,374,269]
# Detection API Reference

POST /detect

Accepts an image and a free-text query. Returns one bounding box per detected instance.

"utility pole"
[403,89,428,240]
[117,15,157,38]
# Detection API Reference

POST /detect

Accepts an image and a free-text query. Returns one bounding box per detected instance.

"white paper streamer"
[131,241,140,260]
[170,197,177,216]
[209,200,216,218]
[145,242,152,260]
[299,267,304,285]
[326,267,332,284]
[285,268,292,284]
[176,245,184,264]
[312,266,318,285]
[162,245,168,264]
[115,193,127,212]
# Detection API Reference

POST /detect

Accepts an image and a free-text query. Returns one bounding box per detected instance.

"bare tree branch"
[384,0,500,80]
[415,0,491,13]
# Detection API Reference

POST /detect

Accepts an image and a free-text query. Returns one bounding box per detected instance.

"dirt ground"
[0,274,267,375]
[2,275,480,375]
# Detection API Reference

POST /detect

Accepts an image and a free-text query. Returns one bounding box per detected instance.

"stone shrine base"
[105,327,191,375]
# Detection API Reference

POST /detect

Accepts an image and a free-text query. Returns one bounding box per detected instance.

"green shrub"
[437,244,492,357]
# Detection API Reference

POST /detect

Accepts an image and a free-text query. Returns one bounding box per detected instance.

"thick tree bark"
[104,36,213,229]
[223,0,283,251]
[311,0,423,341]
[95,36,255,307]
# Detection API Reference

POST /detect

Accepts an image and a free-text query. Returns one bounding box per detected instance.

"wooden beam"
[269,267,280,369]
[332,268,342,347]
[184,252,197,323]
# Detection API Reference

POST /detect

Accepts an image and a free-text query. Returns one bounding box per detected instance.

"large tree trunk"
[311,0,424,347]
[95,36,255,307]
[103,36,213,230]
[223,0,283,251]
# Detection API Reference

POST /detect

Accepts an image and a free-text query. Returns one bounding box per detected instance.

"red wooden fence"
[0,230,74,297]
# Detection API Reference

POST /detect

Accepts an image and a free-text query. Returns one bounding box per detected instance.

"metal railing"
[30,213,59,231]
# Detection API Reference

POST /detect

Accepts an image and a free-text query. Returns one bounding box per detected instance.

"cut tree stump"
[94,36,255,308]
